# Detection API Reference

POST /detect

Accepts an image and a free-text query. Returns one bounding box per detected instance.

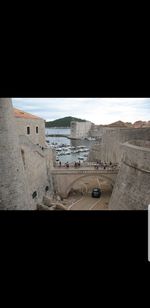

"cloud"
[12,98,150,124]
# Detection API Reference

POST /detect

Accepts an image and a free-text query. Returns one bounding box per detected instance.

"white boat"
[55,148,62,151]
[64,151,71,155]
[76,145,86,148]
[68,146,76,150]
[82,148,89,151]
[86,137,96,141]
[72,150,80,154]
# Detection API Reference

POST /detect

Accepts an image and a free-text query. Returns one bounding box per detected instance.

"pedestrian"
[74,161,77,168]
[59,161,61,167]
[78,161,80,167]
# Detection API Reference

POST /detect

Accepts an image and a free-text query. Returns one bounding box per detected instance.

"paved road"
[68,193,110,210]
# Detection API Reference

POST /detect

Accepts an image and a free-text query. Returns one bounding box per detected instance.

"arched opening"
[66,175,114,210]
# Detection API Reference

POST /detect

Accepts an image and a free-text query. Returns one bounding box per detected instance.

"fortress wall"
[88,126,110,138]
[109,141,150,210]
[70,121,92,139]
[88,127,150,163]
[20,138,54,205]
[0,98,32,209]
[16,117,46,146]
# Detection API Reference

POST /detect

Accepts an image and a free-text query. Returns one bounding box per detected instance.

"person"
[66,162,69,168]
[74,161,77,168]
[59,161,61,167]
[78,161,80,167]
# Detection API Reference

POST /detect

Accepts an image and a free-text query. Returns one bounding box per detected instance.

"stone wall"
[0,98,54,210]
[16,117,46,146]
[20,136,54,205]
[70,121,92,139]
[109,140,150,210]
[88,127,150,163]
[0,98,32,209]
[88,125,110,138]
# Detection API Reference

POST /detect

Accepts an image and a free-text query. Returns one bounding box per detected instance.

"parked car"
[91,187,101,198]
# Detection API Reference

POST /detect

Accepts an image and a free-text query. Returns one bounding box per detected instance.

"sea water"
[45,128,96,164]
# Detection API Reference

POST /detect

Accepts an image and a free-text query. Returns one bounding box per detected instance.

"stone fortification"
[0,99,54,210]
[109,140,150,210]
[0,98,32,209]
[70,121,92,139]
[19,136,54,205]
[88,127,150,164]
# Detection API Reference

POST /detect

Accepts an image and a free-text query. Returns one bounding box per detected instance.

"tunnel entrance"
[67,175,113,210]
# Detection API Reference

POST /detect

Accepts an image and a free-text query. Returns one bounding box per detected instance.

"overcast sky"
[12,98,150,125]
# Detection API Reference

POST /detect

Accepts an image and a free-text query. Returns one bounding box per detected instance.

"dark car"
[91,187,101,198]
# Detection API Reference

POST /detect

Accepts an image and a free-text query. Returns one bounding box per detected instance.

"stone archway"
[65,174,114,198]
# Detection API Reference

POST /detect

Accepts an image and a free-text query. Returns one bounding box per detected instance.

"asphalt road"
[68,193,110,210]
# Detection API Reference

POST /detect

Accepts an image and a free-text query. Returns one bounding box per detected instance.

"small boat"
[72,150,80,154]
[76,145,86,149]
[68,146,76,150]
[63,150,71,155]
[86,137,96,141]
[55,148,62,151]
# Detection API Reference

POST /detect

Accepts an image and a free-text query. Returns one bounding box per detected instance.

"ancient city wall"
[20,136,54,205]
[16,117,46,146]
[70,121,92,139]
[88,125,110,138]
[0,98,32,209]
[109,140,150,210]
[88,127,150,163]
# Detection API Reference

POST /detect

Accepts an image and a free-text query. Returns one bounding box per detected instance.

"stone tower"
[0,98,32,209]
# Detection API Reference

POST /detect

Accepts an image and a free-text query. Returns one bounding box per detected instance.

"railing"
[53,161,119,171]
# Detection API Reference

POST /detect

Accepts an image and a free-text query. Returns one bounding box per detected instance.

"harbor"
[45,127,96,164]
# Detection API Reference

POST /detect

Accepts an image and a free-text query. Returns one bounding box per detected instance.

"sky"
[12,98,150,125]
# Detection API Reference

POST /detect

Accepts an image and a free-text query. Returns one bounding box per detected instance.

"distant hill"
[45,116,87,128]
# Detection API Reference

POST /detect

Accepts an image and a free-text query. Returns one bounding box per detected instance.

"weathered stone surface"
[0,98,33,209]
[55,203,67,210]
[37,203,50,210]
[49,205,56,210]
[70,121,92,139]
[88,127,150,163]
[109,141,150,210]
[43,196,54,207]
[56,195,61,201]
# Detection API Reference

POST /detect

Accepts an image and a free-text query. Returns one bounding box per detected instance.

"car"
[91,187,101,198]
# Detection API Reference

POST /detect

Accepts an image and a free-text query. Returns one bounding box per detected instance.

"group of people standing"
[58,161,81,168]
[95,160,113,170]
